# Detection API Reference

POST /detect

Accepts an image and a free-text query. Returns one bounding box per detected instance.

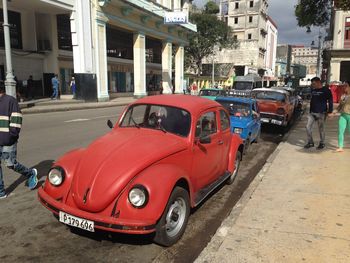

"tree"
[295,0,350,28]
[185,2,236,76]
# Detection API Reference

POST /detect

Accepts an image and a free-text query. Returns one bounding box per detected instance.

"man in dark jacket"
[304,77,333,150]
[0,82,37,199]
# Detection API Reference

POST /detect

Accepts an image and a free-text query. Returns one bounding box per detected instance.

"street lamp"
[2,0,16,97]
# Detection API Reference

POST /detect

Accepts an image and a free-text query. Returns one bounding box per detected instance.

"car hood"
[230,116,251,128]
[70,128,187,212]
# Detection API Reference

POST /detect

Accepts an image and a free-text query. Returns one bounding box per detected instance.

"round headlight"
[128,185,148,208]
[48,168,64,186]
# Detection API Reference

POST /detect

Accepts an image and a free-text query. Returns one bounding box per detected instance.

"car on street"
[215,96,261,152]
[251,88,295,127]
[38,95,244,247]
[198,88,227,100]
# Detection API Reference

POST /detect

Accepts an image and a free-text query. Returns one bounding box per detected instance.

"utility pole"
[2,0,16,98]
[316,33,322,78]
[212,55,215,87]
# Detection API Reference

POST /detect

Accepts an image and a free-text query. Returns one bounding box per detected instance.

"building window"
[250,1,254,8]
[344,17,350,48]
[233,35,238,41]
[248,33,252,40]
[235,2,239,9]
[106,26,133,59]
[234,17,238,24]
[57,14,72,51]
[0,9,23,49]
[249,16,253,23]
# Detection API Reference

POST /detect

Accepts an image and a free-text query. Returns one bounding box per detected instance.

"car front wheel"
[227,151,242,185]
[153,186,190,247]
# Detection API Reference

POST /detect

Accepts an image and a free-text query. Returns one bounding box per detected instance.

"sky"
[193,0,325,47]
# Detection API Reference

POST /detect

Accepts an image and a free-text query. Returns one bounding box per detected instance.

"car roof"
[252,88,289,95]
[216,96,255,104]
[131,95,221,114]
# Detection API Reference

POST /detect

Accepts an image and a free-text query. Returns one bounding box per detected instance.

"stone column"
[43,14,59,74]
[133,32,147,97]
[162,41,173,94]
[175,45,184,94]
[329,60,341,82]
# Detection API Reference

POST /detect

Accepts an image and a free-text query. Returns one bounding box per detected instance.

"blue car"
[216,97,261,152]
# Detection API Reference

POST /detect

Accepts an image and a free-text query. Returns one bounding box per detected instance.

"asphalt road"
[0,106,291,263]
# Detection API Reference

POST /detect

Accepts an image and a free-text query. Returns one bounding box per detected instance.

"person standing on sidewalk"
[0,82,38,199]
[335,81,350,152]
[69,76,76,99]
[51,74,59,100]
[304,77,333,150]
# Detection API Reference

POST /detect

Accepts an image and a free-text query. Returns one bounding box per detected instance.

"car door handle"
[218,140,224,145]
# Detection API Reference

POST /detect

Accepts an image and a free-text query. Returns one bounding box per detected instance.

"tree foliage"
[204,1,220,14]
[295,0,350,28]
[185,2,236,76]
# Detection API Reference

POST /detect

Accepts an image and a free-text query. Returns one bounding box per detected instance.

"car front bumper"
[38,187,156,234]
[260,113,287,126]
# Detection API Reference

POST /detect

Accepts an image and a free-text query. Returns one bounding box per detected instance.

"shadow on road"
[5,159,53,194]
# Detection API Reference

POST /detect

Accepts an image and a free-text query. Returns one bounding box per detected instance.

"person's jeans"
[52,86,58,99]
[0,143,33,195]
[306,113,326,145]
[338,113,350,148]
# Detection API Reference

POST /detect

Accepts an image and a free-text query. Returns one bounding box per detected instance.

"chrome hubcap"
[165,197,186,237]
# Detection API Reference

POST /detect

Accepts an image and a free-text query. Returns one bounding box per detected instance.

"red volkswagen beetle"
[38,95,244,246]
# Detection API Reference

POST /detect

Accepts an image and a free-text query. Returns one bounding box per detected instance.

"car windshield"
[120,104,191,137]
[233,81,253,91]
[199,89,221,96]
[253,91,286,102]
[216,100,251,117]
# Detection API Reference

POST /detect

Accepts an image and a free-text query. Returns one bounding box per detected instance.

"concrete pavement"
[196,112,350,263]
[19,95,136,114]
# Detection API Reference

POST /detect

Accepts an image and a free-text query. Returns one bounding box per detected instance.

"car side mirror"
[107,119,114,129]
[199,135,211,144]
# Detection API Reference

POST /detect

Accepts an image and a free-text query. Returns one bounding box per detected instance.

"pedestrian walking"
[70,76,76,99]
[0,82,38,199]
[27,75,34,100]
[335,81,350,152]
[304,77,333,150]
[51,74,59,100]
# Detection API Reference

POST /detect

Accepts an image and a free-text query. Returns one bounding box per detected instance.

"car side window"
[219,110,230,131]
[195,112,217,137]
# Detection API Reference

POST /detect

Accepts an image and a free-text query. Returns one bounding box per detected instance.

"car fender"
[227,135,243,173]
[43,148,85,199]
[115,164,193,223]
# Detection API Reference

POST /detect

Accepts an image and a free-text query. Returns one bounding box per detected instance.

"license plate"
[59,211,94,232]
[260,118,269,123]
[271,119,282,125]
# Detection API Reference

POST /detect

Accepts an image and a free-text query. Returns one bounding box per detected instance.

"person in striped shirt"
[0,82,37,199]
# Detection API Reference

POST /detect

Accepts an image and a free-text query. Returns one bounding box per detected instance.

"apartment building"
[327,7,350,82]
[215,0,272,75]
[0,0,196,101]
[292,46,318,75]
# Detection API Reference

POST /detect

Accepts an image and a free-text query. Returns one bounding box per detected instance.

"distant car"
[198,88,227,100]
[216,96,261,152]
[251,88,295,127]
[38,95,244,247]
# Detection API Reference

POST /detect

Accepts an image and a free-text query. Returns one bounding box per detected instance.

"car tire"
[153,186,190,247]
[244,137,250,154]
[227,150,242,185]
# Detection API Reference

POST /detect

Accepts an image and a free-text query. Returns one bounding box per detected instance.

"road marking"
[64,115,118,123]
[64,118,90,123]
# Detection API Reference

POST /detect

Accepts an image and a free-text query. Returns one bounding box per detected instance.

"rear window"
[253,91,286,102]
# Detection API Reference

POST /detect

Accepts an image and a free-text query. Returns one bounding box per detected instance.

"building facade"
[327,8,350,82]
[292,46,318,75]
[264,16,277,78]
[0,0,196,101]
[215,0,270,74]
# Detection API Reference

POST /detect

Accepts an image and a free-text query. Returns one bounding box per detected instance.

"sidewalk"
[19,95,136,114]
[196,113,350,263]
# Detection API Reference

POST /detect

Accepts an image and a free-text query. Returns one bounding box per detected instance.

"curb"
[194,141,285,262]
